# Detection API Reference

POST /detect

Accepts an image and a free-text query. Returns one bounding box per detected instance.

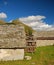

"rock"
[25,56,32,60]
[31,62,35,65]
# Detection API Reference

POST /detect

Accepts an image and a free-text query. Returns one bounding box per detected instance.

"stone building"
[0,24,26,60]
[34,31,54,47]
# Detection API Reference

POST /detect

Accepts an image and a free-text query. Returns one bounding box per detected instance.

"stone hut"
[0,24,26,60]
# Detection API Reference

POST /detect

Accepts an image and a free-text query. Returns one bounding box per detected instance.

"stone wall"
[36,40,54,47]
[0,49,24,61]
[33,31,54,47]
[0,24,26,60]
[0,24,26,48]
[36,31,54,37]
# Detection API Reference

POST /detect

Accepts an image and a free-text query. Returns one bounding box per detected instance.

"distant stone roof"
[0,24,26,48]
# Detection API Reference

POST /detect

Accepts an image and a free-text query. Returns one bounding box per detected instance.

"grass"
[0,45,54,65]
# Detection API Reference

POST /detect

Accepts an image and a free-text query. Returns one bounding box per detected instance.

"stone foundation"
[0,49,24,61]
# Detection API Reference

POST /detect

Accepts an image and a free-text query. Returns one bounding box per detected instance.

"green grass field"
[0,45,54,65]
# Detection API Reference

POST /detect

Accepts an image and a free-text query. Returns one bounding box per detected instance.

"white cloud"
[0,12,7,19]
[9,20,13,23]
[19,15,54,31]
[19,15,45,22]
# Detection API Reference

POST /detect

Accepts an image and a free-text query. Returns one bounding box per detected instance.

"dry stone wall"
[0,24,26,60]
[36,40,54,47]
[0,24,26,48]
[33,31,54,47]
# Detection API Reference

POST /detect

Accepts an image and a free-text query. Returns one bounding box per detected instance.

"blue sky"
[0,0,54,31]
